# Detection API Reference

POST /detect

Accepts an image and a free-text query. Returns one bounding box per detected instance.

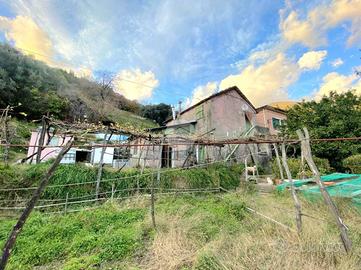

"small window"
[272,118,282,130]
[48,137,59,146]
[196,105,204,119]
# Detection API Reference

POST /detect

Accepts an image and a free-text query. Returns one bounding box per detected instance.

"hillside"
[0,191,360,270]
[0,43,161,129]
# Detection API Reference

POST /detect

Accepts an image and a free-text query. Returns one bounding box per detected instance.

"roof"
[269,101,298,111]
[256,105,287,115]
[164,86,256,123]
[148,120,197,131]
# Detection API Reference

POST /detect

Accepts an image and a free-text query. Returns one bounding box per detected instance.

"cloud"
[280,11,326,48]
[0,15,54,64]
[185,82,218,108]
[331,58,344,68]
[315,71,361,99]
[112,69,159,101]
[0,15,92,78]
[219,53,299,107]
[298,50,327,70]
[280,0,361,47]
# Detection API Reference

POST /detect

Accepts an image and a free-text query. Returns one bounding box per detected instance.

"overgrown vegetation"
[272,156,331,179]
[285,91,361,171]
[343,154,361,173]
[0,163,243,204]
[0,43,165,128]
[2,190,360,269]
[0,203,147,270]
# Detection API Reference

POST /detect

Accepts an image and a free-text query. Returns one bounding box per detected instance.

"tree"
[141,103,172,125]
[285,91,361,170]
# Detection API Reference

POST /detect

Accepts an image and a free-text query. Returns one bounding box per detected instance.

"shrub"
[0,204,146,270]
[0,163,244,204]
[343,154,361,173]
[272,157,331,179]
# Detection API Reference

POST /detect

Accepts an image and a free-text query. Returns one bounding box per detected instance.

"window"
[48,136,59,146]
[272,118,282,130]
[196,105,204,119]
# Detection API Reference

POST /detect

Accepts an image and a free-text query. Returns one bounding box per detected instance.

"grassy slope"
[1,191,361,270]
[83,96,157,130]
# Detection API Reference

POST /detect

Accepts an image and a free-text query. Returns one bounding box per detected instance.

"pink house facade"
[27,131,73,164]
[255,105,287,135]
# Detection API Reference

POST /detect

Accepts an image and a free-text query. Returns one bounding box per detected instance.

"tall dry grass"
[135,191,361,270]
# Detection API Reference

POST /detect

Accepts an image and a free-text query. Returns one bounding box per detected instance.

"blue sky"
[0,0,360,108]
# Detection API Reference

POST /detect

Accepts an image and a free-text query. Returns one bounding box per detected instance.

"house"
[255,105,287,135]
[129,86,273,168]
[27,129,130,166]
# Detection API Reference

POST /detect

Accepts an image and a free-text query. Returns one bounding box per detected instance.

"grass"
[1,189,361,269]
[0,163,243,202]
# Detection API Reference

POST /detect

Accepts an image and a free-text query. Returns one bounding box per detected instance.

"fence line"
[0,148,264,192]
[2,136,361,149]
[0,188,220,211]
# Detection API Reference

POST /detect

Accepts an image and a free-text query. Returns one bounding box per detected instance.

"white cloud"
[331,58,344,68]
[315,71,361,99]
[0,15,92,78]
[280,0,361,47]
[0,15,54,64]
[185,82,218,108]
[219,53,299,107]
[112,69,159,101]
[298,50,327,70]
[280,10,326,48]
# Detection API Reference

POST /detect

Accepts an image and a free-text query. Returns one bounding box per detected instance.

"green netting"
[276,173,361,198]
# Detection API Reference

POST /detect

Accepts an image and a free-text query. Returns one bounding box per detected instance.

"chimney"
[171,105,176,120]
[178,101,182,118]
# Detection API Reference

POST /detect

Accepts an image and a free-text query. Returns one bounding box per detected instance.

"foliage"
[343,154,361,173]
[0,191,360,269]
[0,43,159,129]
[285,91,361,170]
[0,203,146,270]
[141,103,172,125]
[0,163,243,203]
[272,157,331,178]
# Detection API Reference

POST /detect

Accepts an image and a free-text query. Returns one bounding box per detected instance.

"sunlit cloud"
[0,15,92,78]
[185,82,218,108]
[314,71,361,100]
[0,15,54,64]
[280,0,361,47]
[298,50,327,70]
[112,69,159,101]
[220,53,299,107]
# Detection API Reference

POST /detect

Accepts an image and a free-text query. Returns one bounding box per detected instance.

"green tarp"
[276,173,361,201]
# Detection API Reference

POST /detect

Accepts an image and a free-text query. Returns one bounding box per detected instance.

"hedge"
[343,154,361,173]
[272,157,331,179]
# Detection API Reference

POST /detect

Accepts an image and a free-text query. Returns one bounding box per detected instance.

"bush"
[343,154,361,173]
[0,163,244,203]
[0,204,146,270]
[272,157,331,179]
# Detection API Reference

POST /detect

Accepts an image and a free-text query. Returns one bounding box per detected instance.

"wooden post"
[150,140,160,229]
[0,140,73,270]
[2,106,10,166]
[245,158,248,182]
[36,116,47,164]
[272,143,284,180]
[64,192,69,214]
[111,183,115,201]
[95,130,113,199]
[281,143,302,234]
[297,128,352,252]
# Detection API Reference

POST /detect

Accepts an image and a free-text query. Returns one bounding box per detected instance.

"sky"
[0,0,360,108]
